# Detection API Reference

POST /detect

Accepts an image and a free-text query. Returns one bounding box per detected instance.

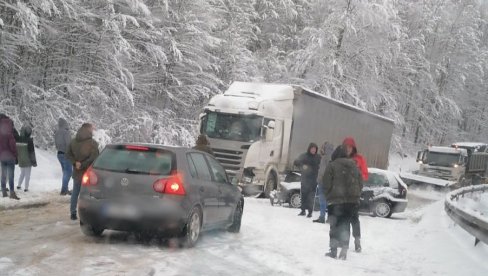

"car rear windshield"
[93,145,175,175]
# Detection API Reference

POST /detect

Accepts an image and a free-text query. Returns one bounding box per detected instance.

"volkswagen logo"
[120,178,129,186]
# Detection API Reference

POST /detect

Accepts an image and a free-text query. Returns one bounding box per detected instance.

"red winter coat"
[343,137,369,181]
[352,154,368,181]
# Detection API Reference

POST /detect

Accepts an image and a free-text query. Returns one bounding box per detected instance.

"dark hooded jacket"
[294,143,321,190]
[0,114,18,162]
[322,145,363,205]
[66,125,99,180]
[17,125,37,167]
[193,135,214,156]
[54,118,71,153]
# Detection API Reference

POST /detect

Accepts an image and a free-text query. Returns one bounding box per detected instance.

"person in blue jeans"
[66,123,99,220]
[313,141,335,223]
[54,118,73,195]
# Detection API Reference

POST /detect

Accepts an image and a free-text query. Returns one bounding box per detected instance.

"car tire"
[372,200,392,218]
[264,173,277,198]
[289,191,301,209]
[181,207,202,248]
[227,199,244,233]
[80,221,104,237]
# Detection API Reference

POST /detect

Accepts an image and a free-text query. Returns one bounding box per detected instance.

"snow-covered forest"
[1,0,487,152]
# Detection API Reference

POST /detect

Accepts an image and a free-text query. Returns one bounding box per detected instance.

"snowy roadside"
[0,149,70,210]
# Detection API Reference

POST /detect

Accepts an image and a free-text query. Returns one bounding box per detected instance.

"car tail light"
[152,173,186,196]
[82,168,98,186]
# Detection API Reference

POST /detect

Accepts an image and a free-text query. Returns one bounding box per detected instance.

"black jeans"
[300,185,316,213]
[351,204,361,239]
[328,203,358,249]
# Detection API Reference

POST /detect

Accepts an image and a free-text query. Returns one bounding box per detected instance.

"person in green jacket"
[322,145,362,260]
[16,125,37,192]
[66,123,99,220]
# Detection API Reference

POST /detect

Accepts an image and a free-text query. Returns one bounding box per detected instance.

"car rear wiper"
[124,168,146,174]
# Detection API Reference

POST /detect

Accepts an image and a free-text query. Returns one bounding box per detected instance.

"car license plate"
[105,204,139,219]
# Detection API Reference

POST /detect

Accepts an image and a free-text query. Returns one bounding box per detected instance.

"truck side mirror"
[263,120,275,142]
[416,151,422,162]
[265,127,274,141]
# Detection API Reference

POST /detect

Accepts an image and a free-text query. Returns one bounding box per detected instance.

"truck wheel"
[264,173,277,198]
[372,200,392,218]
[289,191,301,209]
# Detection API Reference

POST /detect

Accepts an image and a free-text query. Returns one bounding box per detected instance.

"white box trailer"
[199,82,394,196]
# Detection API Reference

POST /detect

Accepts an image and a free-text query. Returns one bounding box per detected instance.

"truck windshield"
[425,152,461,167]
[201,112,263,142]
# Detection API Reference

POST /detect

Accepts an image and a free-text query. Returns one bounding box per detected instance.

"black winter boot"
[9,191,20,200]
[325,248,337,259]
[339,248,348,260]
[355,239,362,253]
[313,217,325,223]
[2,190,8,197]
[298,210,306,216]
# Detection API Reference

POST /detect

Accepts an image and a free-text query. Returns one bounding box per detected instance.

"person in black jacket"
[322,145,363,260]
[294,143,321,217]
[16,125,37,192]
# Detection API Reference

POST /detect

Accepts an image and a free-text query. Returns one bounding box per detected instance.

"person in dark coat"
[294,143,321,217]
[16,125,37,192]
[55,118,73,195]
[322,145,362,260]
[0,114,20,199]
[66,123,99,220]
[193,134,214,156]
[313,141,335,223]
[343,137,368,252]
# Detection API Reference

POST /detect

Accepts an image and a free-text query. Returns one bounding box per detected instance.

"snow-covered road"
[1,194,487,276]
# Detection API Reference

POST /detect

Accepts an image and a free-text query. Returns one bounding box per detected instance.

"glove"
[15,158,18,165]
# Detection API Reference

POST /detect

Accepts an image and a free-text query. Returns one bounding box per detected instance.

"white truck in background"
[199,82,394,196]
[401,142,488,189]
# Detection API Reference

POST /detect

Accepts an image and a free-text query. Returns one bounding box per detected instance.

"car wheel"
[289,191,301,209]
[227,199,244,233]
[372,200,392,218]
[264,173,277,198]
[181,207,202,248]
[80,221,104,237]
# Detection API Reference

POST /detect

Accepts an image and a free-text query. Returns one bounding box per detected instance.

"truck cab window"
[201,111,263,142]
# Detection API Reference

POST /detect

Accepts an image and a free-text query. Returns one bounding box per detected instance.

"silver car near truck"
[78,144,244,247]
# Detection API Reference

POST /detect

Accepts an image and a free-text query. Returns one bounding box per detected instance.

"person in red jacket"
[343,137,368,252]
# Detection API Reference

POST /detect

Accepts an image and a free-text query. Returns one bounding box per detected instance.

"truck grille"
[212,148,245,178]
[424,168,453,180]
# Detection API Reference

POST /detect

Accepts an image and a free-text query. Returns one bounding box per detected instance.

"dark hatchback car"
[78,144,244,247]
